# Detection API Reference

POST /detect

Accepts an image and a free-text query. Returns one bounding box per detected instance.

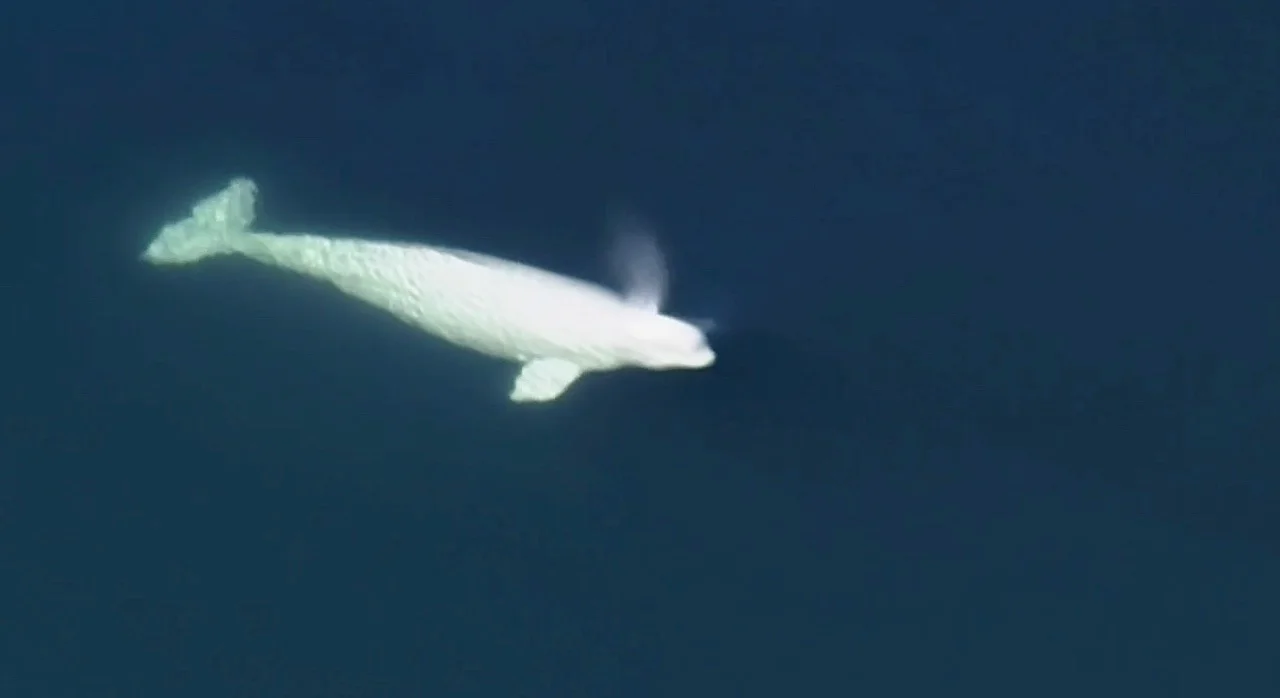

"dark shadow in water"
[622,326,1280,552]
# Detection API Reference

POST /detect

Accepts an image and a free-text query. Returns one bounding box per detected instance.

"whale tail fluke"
[142,177,259,265]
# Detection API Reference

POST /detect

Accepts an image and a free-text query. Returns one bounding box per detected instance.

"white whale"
[141,177,715,402]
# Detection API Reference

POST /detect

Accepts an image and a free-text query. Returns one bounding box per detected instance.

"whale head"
[623,311,716,370]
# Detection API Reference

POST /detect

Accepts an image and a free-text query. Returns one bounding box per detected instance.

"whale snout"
[686,343,716,368]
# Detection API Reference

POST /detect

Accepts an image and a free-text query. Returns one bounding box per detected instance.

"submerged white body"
[141,177,714,402]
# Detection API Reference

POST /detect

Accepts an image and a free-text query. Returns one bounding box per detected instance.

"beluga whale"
[141,177,715,402]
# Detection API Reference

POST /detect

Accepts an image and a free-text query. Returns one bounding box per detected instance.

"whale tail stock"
[141,177,258,265]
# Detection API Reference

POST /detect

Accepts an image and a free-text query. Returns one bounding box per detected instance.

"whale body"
[141,178,714,402]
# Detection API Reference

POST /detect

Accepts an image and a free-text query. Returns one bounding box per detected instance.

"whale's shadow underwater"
[135,180,1278,551]
[607,324,1280,552]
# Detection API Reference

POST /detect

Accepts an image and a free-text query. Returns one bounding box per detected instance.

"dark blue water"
[5,0,1279,695]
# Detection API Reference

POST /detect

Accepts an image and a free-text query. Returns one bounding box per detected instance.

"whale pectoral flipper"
[510,358,583,403]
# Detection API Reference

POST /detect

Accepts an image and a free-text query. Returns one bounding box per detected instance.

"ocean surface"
[4,0,1279,695]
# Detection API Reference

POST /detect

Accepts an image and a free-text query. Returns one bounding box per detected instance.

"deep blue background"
[5,0,1280,695]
